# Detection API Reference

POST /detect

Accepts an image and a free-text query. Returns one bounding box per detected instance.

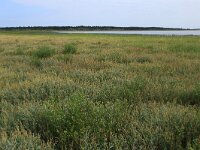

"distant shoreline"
[0,26,196,31]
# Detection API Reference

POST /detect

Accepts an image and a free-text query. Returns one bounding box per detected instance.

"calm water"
[55,30,200,36]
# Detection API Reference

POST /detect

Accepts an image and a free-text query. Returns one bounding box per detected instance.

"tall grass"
[0,32,200,149]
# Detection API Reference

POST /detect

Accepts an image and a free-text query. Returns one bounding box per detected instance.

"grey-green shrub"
[32,47,55,59]
[63,44,77,54]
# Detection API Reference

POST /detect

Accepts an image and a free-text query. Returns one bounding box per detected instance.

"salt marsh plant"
[32,46,55,59]
[63,43,77,54]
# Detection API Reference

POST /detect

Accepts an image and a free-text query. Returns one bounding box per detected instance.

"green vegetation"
[0,32,200,149]
[63,43,77,54]
[0,128,53,150]
[32,46,55,59]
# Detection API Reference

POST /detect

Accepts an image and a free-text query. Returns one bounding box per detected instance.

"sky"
[0,0,200,28]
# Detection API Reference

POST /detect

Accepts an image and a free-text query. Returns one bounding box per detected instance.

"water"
[55,30,200,36]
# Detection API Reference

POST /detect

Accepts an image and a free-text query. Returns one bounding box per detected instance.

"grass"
[0,31,200,149]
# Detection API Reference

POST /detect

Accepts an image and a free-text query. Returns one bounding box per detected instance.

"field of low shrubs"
[0,32,200,149]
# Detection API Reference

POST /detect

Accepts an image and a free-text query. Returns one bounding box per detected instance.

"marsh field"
[0,31,200,149]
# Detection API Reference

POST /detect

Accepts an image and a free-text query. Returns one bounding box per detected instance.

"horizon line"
[0,25,197,30]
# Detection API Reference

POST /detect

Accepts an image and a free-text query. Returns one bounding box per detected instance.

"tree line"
[0,26,185,31]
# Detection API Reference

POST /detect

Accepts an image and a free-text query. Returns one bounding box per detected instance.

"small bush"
[33,47,55,59]
[63,44,77,54]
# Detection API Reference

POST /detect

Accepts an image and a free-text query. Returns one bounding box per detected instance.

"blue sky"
[1,0,200,28]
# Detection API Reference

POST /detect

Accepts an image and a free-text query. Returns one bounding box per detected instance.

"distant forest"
[0,26,187,31]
